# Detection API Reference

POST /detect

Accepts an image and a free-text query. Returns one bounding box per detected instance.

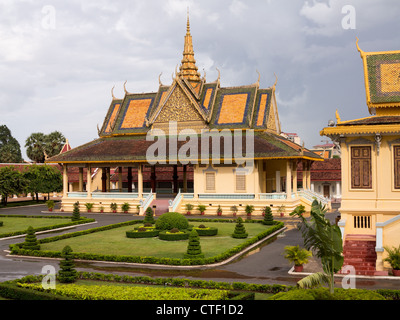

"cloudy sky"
[1,0,400,160]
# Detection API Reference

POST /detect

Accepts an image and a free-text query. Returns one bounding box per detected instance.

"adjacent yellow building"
[321,39,400,275]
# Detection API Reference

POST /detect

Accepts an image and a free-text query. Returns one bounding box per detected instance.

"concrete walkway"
[1,204,400,290]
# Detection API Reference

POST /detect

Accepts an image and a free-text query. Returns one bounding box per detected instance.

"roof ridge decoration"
[179,8,201,82]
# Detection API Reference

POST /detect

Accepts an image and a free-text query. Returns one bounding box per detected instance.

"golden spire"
[179,8,201,81]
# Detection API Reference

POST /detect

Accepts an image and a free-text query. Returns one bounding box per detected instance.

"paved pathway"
[1,204,400,290]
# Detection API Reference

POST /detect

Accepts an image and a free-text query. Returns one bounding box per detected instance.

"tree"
[22,226,40,250]
[25,132,46,163]
[44,131,66,158]
[72,201,80,221]
[232,217,248,238]
[290,200,344,294]
[0,125,23,163]
[262,206,274,225]
[25,131,66,163]
[23,164,62,202]
[184,229,204,259]
[144,207,155,224]
[0,166,27,206]
[57,245,78,283]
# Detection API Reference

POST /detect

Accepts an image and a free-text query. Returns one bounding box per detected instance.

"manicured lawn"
[40,222,272,259]
[0,216,75,237]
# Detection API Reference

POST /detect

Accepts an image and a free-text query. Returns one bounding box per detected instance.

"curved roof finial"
[216,68,221,83]
[273,72,278,90]
[111,85,116,100]
[158,72,163,86]
[123,80,130,94]
[255,70,261,86]
[356,37,365,57]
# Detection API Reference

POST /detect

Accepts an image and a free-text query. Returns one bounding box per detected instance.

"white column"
[292,161,297,196]
[275,170,281,192]
[63,164,68,197]
[286,161,292,199]
[336,181,341,198]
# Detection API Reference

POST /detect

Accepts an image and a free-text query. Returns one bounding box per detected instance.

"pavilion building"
[47,14,323,216]
[321,39,400,275]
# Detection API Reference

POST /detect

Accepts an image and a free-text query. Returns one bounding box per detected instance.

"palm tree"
[290,200,343,294]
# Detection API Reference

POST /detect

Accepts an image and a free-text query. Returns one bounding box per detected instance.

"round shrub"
[158,230,190,241]
[155,212,189,231]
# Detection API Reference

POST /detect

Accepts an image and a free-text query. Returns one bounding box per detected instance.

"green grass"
[40,222,271,259]
[0,217,74,236]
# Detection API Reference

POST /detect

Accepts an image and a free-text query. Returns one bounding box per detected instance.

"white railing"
[68,191,149,199]
[259,193,287,200]
[298,189,329,205]
[67,192,88,198]
[376,214,400,252]
[140,190,154,213]
[198,193,255,199]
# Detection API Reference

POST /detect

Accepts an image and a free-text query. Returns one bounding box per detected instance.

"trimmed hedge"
[158,230,190,241]
[0,215,95,239]
[0,282,73,300]
[0,221,3,227]
[9,219,284,266]
[192,226,218,236]
[126,229,159,238]
[269,288,385,300]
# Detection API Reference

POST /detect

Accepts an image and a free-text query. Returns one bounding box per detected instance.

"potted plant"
[383,245,400,276]
[46,200,55,212]
[110,202,117,213]
[197,204,206,215]
[185,203,194,215]
[217,205,222,216]
[121,202,130,213]
[284,245,312,272]
[230,205,238,217]
[278,204,286,217]
[245,204,254,217]
[85,203,94,212]
[99,206,104,213]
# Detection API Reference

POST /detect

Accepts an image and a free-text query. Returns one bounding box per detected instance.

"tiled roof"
[46,131,322,164]
[297,158,341,181]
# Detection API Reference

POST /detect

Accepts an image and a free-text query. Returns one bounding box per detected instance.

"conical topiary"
[184,229,204,259]
[144,207,155,224]
[22,226,40,250]
[72,201,80,221]
[262,206,274,225]
[232,217,248,238]
[57,245,78,283]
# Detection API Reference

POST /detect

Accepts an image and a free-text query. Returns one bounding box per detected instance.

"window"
[205,172,215,192]
[394,146,400,189]
[351,146,372,189]
[235,174,246,192]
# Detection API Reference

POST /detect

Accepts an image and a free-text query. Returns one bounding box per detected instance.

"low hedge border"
[158,230,190,241]
[9,220,284,267]
[3,272,293,296]
[126,229,159,238]
[0,215,95,239]
[192,227,218,236]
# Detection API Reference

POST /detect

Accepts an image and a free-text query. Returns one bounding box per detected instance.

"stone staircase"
[341,235,377,276]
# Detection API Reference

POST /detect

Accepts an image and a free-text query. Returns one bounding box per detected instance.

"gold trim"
[320,124,400,136]
[46,155,322,165]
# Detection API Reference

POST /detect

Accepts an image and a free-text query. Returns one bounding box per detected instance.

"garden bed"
[9,219,284,266]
